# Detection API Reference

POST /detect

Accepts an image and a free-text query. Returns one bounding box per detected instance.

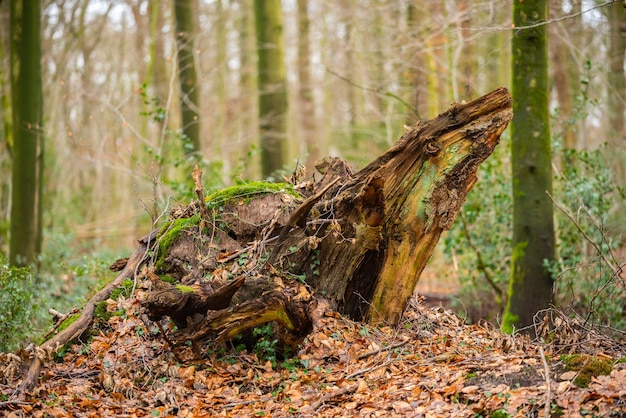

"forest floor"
[1,288,625,417]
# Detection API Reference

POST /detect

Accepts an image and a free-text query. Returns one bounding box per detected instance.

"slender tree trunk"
[174,0,201,155]
[296,0,318,172]
[148,0,169,107]
[549,1,576,150]
[502,0,555,336]
[404,2,427,125]
[340,0,359,147]
[0,14,13,239]
[9,0,43,266]
[237,0,258,179]
[254,0,288,178]
[607,1,625,179]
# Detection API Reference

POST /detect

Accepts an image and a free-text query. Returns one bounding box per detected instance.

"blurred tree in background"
[174,0,201,156]
[9,0,43,267]
[254,0,288,178]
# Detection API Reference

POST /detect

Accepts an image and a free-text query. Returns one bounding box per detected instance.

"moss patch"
[155,213,202,271]
[175,284,196,293]
[205,182,301,209]
[159,275,177,284]
[561,354,613,388]
[110,279,134,300]
[94,301,126,323]
[56,313,81,334]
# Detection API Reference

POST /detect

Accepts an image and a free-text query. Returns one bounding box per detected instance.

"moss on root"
[56,313,81,334]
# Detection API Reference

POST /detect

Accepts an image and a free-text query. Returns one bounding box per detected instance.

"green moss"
[561,354,613,388]
[57,313,81,333]
[205,181,301,209]
[94,301,109,320]
[175,284,196,293]
[159,275,177,284]
[94,300,126,323]
[500,312,519,335]
[501,241,528,334]
[155,213,201,271]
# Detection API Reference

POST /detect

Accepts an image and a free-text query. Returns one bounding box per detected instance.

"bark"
[607,1,626,179]
[9,0,43,266]
[21,89,511,395]
[502,0,555,336]
[254,0,288,178]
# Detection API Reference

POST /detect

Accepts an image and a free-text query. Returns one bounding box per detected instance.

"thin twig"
[222,396,273,409]
[538,345,551,418]
[546,192,618,274]
[0,400,33,407]
[358,338,410,360]
[346,358,394,380]
[309,383,359,413]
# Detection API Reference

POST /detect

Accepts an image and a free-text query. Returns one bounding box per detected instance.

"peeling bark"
[20,88,512,396]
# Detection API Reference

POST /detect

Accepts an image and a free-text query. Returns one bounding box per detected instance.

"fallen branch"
[16,231,157,397]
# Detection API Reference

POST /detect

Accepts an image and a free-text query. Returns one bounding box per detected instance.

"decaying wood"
[172,280,314,348]
[143,271,246,328]
[269,87,513,324]
[138,88,511,350]
[20,88,512,395]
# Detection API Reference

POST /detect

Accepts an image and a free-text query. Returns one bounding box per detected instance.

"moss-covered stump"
[19,88,512,397]
[137,87,512,356]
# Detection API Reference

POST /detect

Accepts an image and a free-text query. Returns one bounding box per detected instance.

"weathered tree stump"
[143,87,512,338]
[18,88,512,396]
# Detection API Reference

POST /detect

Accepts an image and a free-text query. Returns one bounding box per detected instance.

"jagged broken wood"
[142,87,512,341]
[18,88,512,396]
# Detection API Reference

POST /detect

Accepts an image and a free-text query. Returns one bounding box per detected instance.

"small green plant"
[489,409,511,418]
[252,323,279,366]
[549,144,625,333]
[0,255,34,352]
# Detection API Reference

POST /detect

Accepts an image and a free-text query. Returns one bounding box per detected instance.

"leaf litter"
[1,293,624,417]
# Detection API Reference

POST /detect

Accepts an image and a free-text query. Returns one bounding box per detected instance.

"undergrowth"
[445,72,625,336]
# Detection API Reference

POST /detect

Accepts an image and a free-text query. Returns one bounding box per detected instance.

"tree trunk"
[9,0,43,266]
[502,0,555,336]
[148,87,512,331]
[607,1,625,180]
[254,0,288,178]
[296,0,318,171]
[174,0,201,155]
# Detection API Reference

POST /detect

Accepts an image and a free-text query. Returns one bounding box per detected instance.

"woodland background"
[0,0,624,351]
